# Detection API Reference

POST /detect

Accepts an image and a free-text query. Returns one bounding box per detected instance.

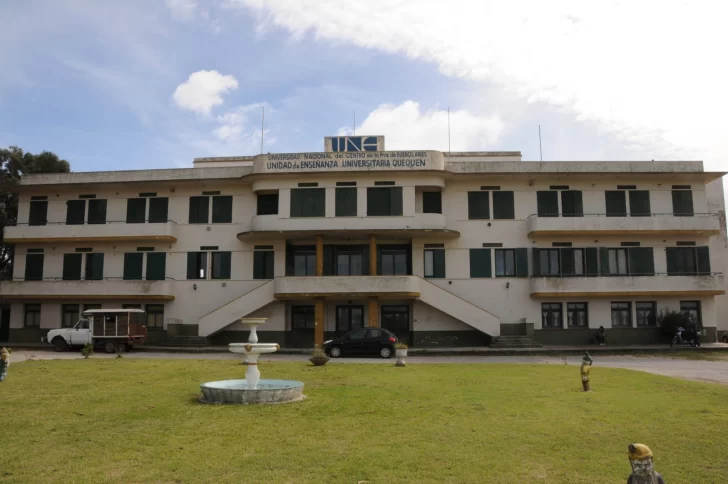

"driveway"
[8,350,728,385]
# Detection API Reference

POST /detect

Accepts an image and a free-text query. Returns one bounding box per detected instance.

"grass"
[632,351,728,361]
[1,359,728,483]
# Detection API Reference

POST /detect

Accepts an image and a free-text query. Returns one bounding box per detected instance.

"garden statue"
[580,351,592,391]
[0,347,10,382]
[627,443,665,484]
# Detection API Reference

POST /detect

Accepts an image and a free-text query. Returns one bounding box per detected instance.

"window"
[567,302,588,328]
[336,251,363,276]
[210,252,231,279]
[607,248,629,275]
[560,191,583,217]
[424,249,445,278]
[380,247,408,275]
[146,304,164,329]
[24,253,44,281]
[348,329,368,341]
[536,191,559,217]
[124,252,165,280]
[467,191,490,219]
[87,199,107,224]
[470,249,492,278]
[538,249,561,276]
[293,249,317,276]
[148,197,169,223]
[62,253,83,281]
[188,196,210,224]
[146,252,166,281]
[495,249,515,276]
[24,304,41,327]
[84,253,104,281]
[492,191,515,219]
[367,187,402,216]
[605,191,627,217]
[672,189,694,216]
[62,304,79,328]
[335,187,357,217]
[212,196,233,223]
[291,188,325,217]
[636,302,656,327]
[611,302,632,327]
[628,247,655,276]
[629,191,651,216]
[422,191,442,214]
[254,250,274,279]
[186,252,208,279]
[291,306,315,330]
[29,200,48,226]
[666,247,710,275]
[126,198,147,223]
[123,253,143,280]
[560,248,585,276]
[66,200,86,225]
[680,301,701,326]
[541,303,562,328]
[257,193,279,215]
[534,248,598,277]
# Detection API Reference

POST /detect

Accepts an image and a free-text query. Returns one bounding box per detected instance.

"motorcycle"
[671,326,701,347]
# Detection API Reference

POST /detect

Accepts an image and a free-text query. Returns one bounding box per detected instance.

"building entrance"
[381,305,410,345]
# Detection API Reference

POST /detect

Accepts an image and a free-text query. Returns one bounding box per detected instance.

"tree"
[0,147,71,279]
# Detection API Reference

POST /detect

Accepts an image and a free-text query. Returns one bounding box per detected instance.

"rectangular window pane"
[367,187,402,216]
[573,249,584,275]
[424,251,435,277]
[254,251,274,279]
[123,253,144,280]
[422,191,442,214]
[467,191,490,219]
[536,191,559,217]
[62,304,80,328]
[24,254,44,281]
[672,190,694,216]
[611,302,632,327]
[66,200,86,225]
[186,252,207,279]
[549,250,559,275]
[146,252,166,281]
[561,191,583,217]
[85,253,104,280]
[336,188,358,217]
[212,196,233,223]
[567,302,588,328]
[494,249,515,276]
[148,197,169,223]
[636,302,656,327]
[257,193,279,215]
[629,191,651,216]
[146,304,164,329]
[24,304,41,327]
[126,198,147,224]
[87,199,107,224]
[189,196,209,224]
[541,303,562,328]
[605,191,627,217]
[471,248,492,278]
[680,301,701,326]
[62,253,83,280]
[29,201,48,226]
[211,251,231,279]
[492,191,515,219]
[291,188,325,217]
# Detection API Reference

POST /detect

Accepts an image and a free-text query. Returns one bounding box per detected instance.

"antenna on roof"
[353,110,356,136]
[447,106,451,153]
[538,125,543,162]
[260,106,265,154]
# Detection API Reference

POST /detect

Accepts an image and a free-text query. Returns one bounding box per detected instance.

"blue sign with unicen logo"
[327,136,382,152]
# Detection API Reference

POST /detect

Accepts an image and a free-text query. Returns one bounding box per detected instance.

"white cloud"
[338,101,502,151]
[172,70,239,115]
[230,1,728,168]
[213,103,268,141]
[166,0,198,21]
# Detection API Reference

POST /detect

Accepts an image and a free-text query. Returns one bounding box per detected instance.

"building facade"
[1,136,726,347]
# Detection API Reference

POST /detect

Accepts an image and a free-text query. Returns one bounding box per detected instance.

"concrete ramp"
[417,278,501,337]
[197,280,275,337]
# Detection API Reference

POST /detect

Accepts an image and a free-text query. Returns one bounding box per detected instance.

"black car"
[324,328,398,358]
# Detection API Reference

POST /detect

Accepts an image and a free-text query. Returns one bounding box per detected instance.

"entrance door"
[381,305,410,345]
[290,305,315,347]
[0,307,9,342]
[335,305,364,336]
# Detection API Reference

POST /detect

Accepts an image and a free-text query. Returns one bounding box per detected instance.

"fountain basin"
[200,379,304,405]
[229,343,279,355]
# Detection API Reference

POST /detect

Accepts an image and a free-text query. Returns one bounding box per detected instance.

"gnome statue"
[627,443,665,484]
[0,347,10,382]
[580,351,593,391]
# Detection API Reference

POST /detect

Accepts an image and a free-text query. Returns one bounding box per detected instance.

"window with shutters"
[146,304,165,329]
[629,191,651,216]
[146,252,166,281]
[560,248,585,276]
[210,252,231,279]
[536,191,559,217]
[470,249,491,278]
[667,246,710,275]
[66,200,86,225]
[24,253,44,281]
[335,187,358,217]
[367,187,402,216]
[291,188,326,217]
[212,196,233,223]
[189,196,210,224]
[636,302,656,327]
[680,301,701,326]
[126,198,147,223]
[492,191,515,219]
[257,193,279,215]
[541,303,562,328]
[424,249,445,278]
[62,253,83,280]
[84,253,104,280]
[87,199,107,224]
[422,191,442,214]
[187,252,208,279]
[148,197,169,223]
[607,248,629,275]
[467,191,490,219]
[567,302,588,328]
[605,191,627,217]
[123,253,144,280]
[611,302,632,327]
[672,189,694,216]
[254,250,275,279]
[380,247,408,275]
[560,191,583,217]
[24,304,41,327]
[29,200,48,226]
[62,304,80,328]
[494,249,515,276]
[539,249,561,276]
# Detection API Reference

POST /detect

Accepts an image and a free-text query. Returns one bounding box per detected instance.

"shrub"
[394,342,408,350]
[81,343,93,359]
[657,309,695,337]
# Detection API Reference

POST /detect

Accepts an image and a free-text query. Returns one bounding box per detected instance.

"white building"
[1,136,726,347]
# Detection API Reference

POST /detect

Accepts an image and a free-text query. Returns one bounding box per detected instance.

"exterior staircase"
[197,280,276,337]
[157,336,209,347]
[490,335,543,348]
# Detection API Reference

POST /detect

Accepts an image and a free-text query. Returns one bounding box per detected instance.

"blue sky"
[1,1,726,174]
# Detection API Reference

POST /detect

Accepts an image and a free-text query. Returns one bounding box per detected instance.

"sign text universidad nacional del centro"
[256,150,444,173]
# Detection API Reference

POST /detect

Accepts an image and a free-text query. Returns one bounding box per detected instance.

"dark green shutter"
[187,252,206,279]
[492,191,515,219]
[434,250,446,278]
[257,194,279,215]
[585,248,599,277]
[672,190,694,216]
[63,254,82,280]
[335,188,357,217]
[561,248,575,275]
[87,199,107,224]
[85,253,104,280]
[468,191,490,219]
[146,252,166,281]
[666,247,678,275]
[265,252,274,278]
[629,191,651,216]
[126,198,146,223]
[212,196,233,223]
[629,248,654,276]
[24,254,44,281]
[561,191,583,217]
[254,251,273,279]
[368,187,400,216]
[123,253,143,280]
[469,248,491,278]
[515,248,528,277]
[422,191,442,214]
[605,191,627,216]
[66,200,86,225]
[697,246,711,275]
[285,244,294,276]
[536,191,558,217]
[290,190,303,217]
[212,252,231,279]
[532,248,541,276]
[390,187,403,216]
[323,246,334,275]
[148,197,169,223]
[599,248,611,275]
[29,201,48,226]
[189,197,209,224]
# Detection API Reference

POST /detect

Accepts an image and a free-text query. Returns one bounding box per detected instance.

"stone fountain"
[199,318,305,405]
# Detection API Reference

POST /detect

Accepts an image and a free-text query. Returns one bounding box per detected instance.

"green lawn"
[1,359,727,483]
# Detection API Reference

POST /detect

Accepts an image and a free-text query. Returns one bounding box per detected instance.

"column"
[315,298,325,347]
[368,297,378,328]
[369,234,377,275]
[316,234,324,277]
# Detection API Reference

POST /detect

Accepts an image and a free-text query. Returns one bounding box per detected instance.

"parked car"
[324,328,398,358]
[43,309,147,353]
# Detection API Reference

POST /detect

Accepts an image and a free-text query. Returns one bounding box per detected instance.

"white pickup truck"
[44,309,147,353]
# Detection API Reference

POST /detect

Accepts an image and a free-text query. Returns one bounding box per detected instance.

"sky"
[1,0,727,175]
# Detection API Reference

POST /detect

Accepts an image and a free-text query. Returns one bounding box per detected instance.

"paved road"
[8,349,728,385]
